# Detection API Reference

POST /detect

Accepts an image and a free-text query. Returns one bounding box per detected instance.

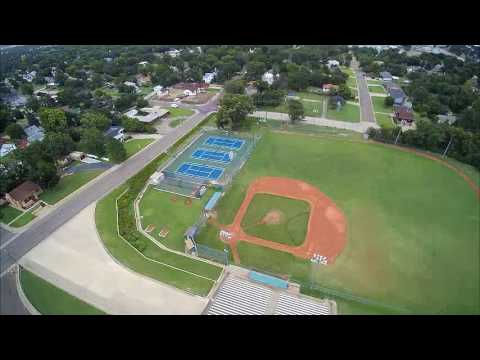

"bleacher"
[274,293,330,315]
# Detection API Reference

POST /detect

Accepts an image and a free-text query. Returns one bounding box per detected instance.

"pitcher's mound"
[261,210,285,225]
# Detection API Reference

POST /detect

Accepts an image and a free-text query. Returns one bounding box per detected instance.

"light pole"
[442,136,453,158]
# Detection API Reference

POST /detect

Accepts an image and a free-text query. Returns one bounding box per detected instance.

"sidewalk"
[252,111,379,133]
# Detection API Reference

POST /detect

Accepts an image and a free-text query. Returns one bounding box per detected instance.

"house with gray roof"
[380,71,393,81]
[104,126,125,142]
[437,113,457,125]
[24,125,45,143]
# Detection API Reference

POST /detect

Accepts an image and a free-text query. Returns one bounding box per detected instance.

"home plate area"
[205,270,335,315]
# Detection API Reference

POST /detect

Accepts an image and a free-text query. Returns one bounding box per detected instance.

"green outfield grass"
[241,194,310,246]
[139,186,214,251]
[195,131,479,314]
[368,85,386,94]
[0,205,22,225]
[10,210,36,228]
[372,96,393,113]
[326,103,361,122]
[40,170,104,205]
[124,139,154,158]
[20,268,105,315]
[375,113,394,128]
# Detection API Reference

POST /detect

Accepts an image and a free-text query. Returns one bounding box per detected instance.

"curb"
[15,265,41,315]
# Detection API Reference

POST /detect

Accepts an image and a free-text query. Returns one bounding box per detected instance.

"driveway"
[20,204,208,315]
[0,266,29,315]
[65,162,113,174]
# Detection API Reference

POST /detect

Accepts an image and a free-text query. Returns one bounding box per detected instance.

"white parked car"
[171,103,179,108]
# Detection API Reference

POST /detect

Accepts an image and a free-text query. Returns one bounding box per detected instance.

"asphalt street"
[0,96,219,277]
[0,267,29,315]
[351,56,376,124]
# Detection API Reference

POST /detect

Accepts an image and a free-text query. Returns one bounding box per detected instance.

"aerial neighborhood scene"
[0,45,479,316]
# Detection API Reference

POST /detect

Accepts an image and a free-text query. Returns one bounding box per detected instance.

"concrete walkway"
[252,111,379,133]
[19,204,208,315]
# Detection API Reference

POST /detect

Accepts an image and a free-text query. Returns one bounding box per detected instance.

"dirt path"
[221,177,347,265]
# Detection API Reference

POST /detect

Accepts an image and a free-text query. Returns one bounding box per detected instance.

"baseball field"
[195,129,480,314]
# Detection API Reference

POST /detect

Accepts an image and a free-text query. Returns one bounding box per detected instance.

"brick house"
[6,181,43,210]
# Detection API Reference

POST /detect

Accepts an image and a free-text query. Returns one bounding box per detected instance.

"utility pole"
[442,136,453,158]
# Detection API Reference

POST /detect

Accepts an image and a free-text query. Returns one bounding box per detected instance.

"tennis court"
[177,162,224,181]
[192,148,233,163]
[204,136,245,150]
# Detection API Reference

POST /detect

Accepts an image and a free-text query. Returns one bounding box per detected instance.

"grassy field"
[372,96,393,113]
[368,85,386,94]
[207,87,222,93]
[139,186,214,251]
[0,205,22,225]
[138,85,154,96]
[259,98,324,118]
[326,103,361,123]
[40,170,104,205]
[169,118,185,128]
[195,131,479,314]
[367,79,383,85]
[124,139,154,158]
[375,113,394,128]
[168,107,195,118]
[10,211,36,228]
[241,194,310,246]
[95,186,222,296]
[20,268,105,315]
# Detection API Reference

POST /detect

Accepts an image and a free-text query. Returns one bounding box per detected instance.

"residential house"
[138,61,149,66]
[380,71,393,82]
[104,126,126,142]
[124,81,140,93]
[393,105,414,124]
[327,60,340,69]
[261,71,278,86]
[22,71,37,82]
[166,49,180,57]
[124,107,169,123]
[5,181,43,210]
[23,125,45,144]
[437,113,457,125]
[173,82,209,96]
[0,143,16,157]
[322,83,339,93]
[385,82,407,105]
[135,74,151,86]
[203,70,217,84]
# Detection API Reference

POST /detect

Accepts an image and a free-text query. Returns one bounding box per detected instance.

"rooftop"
[7,181,42,202]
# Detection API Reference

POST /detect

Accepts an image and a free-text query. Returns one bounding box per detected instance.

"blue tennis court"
[204,136,245,150]
[176,162,224,181]
[191,148,232,163]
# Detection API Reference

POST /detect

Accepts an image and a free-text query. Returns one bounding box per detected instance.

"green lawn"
[372,96,393,113]
[95,186,222,296]
[326,103,361,123]
[40,170,104,205]
[138,85,154,96]
[20,268,105,315]
[241,194,310,246]
[168,107,195,118]
[124,139,154,158]
[0,205,22,225]
[367,79,383,85]
[368,85,386,94]
[375,113,394,128]
[259,98,324,118]
[10,211,36,228]
[196,131,479,314]
[207,87,222,93]
[139,186,214,251]
[296,92,325,101]
[169,118,185,128]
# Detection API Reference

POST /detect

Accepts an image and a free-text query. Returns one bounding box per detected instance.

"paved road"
[0,267,29,315]
[0,95,219,278]
[0,227,15,247]
[352,58,377,124]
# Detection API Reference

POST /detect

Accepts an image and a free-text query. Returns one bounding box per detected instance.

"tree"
[78,128,106,156]
[5,123,25,140]
[216,94,255,130]
[287,99,305,124]
[20,82,34,95]
[106,138,127,163]
[224,79,245,94]
[43,132,75,159]
[39,108,67,133]
[246,61,267,81]
[385,96,394,107]
[32,159,60,188]
[80,111,111,131]
[136,98,148,108]
[288,68,311,91]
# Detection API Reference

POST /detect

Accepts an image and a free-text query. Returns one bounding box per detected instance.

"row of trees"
[367,120,480,169]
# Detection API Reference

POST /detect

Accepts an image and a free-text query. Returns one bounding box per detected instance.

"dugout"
[204,191,223,216]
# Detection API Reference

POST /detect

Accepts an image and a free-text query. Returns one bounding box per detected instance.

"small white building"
[327,60,340,69]
[261,71,278,86]
[138,61,149,66]
[124,81,140,93]
[166,49,180,58]
[203,70,217,84]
